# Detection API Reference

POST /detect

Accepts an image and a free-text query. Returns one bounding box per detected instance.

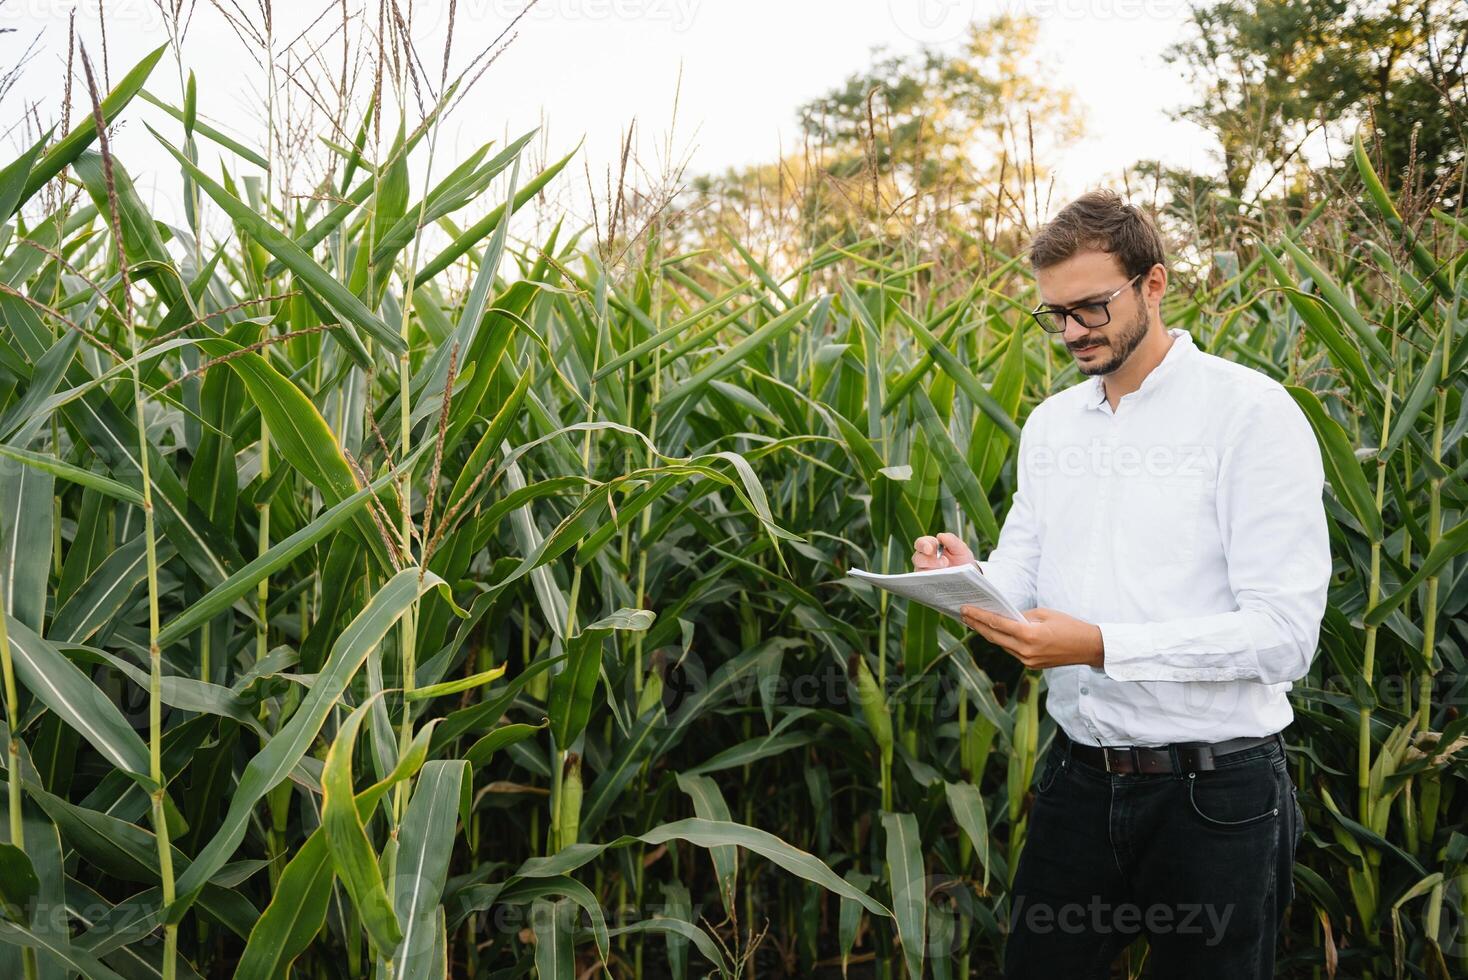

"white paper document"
[846,562,1027,623]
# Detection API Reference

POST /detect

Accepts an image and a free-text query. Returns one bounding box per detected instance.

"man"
[911,190,1329,979]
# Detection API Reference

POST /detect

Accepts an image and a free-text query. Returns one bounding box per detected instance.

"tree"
[1162,0,1466,207]
[670,15,1081,289]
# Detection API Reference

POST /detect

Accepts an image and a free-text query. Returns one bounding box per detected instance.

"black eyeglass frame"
[1029,272,1144,334]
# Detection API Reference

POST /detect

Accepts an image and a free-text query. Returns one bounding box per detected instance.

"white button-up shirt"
[977,327,1331,746]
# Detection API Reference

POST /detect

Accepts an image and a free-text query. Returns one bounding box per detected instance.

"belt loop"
[1168,741,1181,775]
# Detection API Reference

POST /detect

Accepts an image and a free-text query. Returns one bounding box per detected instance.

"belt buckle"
[1103,747,1133,773]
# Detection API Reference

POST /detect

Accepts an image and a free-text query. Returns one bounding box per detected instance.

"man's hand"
[912,532,975,570]
[959,606,1105,670]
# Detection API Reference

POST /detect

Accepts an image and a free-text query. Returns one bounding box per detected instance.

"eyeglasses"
[1029,273,1142,334]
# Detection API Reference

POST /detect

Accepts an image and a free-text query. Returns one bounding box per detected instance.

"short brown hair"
[1027,189,1165,279]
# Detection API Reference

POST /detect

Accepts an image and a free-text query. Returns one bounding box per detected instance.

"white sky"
[3,0,1219,236]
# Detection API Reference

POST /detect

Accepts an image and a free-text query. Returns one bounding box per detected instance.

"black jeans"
[1003,728,1305,979]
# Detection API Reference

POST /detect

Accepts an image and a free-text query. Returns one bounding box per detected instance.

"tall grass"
[0,28,1463,980]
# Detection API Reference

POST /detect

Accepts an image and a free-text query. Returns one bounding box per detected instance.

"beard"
[1069,304,1150,376]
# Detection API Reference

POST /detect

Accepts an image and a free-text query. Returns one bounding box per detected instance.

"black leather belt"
[1055,727,1284,774]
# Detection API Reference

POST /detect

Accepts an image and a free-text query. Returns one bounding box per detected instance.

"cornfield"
[0,34,1465,980]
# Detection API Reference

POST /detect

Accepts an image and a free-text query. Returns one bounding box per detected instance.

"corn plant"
[0,31,1463,980]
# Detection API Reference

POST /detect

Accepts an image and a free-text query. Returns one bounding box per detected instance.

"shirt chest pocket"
[1114,474,1207,569]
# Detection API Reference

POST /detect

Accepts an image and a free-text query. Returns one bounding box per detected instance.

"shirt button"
[1080,687,1089,695]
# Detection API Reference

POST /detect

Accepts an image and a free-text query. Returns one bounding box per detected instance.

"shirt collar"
[1085,328,1195,411]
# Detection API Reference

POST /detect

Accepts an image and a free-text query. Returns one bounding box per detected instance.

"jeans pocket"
[1035,750,1065,795]
[1289,785,1304,904]
[1187,762,1281,828]
[1292,785,1304,849]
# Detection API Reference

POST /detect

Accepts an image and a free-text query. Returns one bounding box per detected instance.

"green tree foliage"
[1161,0,1466,206]
[677,15,1080,275]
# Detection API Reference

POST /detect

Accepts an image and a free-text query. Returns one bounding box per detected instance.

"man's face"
[1034,250,1152,377]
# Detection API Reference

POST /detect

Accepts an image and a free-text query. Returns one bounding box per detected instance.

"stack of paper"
[846,562,1026,623]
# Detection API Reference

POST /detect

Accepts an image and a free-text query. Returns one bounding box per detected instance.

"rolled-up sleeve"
[977,410,1044,611]
[1098,386,1331,685]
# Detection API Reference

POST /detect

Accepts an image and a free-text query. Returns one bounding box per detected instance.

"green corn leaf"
[529,897,577,980]
[603,918,732,978]
[404,665,507,703]
[321,694,402,956]
[154,443,428,648]
[47,536,164,644]
[370,130,537,270]
[1260,244,1377,397]
[1365,517,1468,626]
[462,721,546,769]
[232,833,334,980]
[0,128,50,224]
[840,869,878,976]
[881,810,926,980]
[13,43,169,217]
[23,782,257,937]
[390,760,469,979]
[1353,132,1453,301]
[71,150,188,309]
[0,844,39,920]
[944,780,991,892]
[413,143,580,285]
[0,327,79,445]
[0,919,130,980]
[138,89,268,169]
[578,704,666,845]
[675,774,738,916]
[65,644,262,736]
[511,817,892,920]
[0,445,142,506]
[895,305,1022,443]
[657,297,820,411]
[1279,238,1391,364]
[0,453,53,633]
[548,629,605,748]
[911,383,1001,545]
[1285,385,1383,541]
[169,568,464,919]
[234,722,440,979]
[1383,338,1444,459]
[428,656,561,753]
[148,126,401,364]
[682,731,814,777]
[4,612,153,786]
[549,611,656,746]
[189,336,408,573]
[972,320,1027,491]
[453,876,609,961]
